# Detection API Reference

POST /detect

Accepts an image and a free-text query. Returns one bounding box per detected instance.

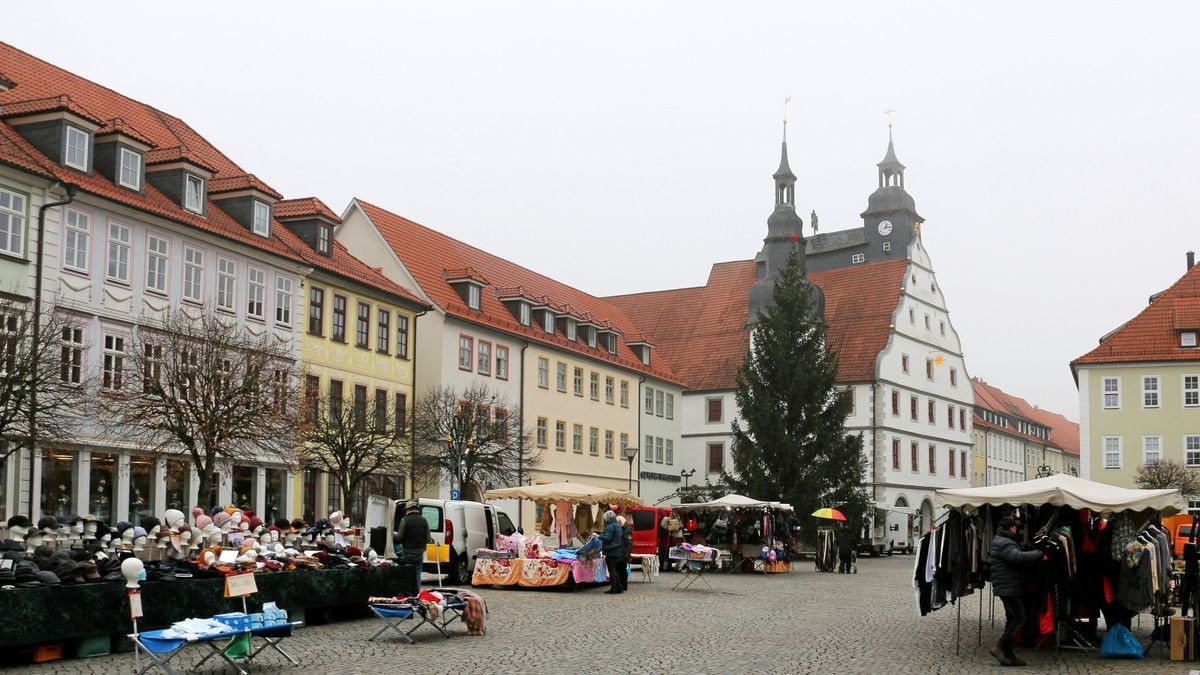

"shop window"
[41,451,78,518]
[265,468,286,524]
[127,456,156,523]
[326,472,342,514]
[88,452,117,521]
[302,468,320,523]
[233,465,256,510]
[165,459,191,511]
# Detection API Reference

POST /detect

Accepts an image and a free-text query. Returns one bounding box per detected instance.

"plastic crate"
[33,644,62,663]
[70,635,111,658]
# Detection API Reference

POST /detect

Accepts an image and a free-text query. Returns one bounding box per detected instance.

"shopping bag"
[223,632,251,660]
[1099,624,1143,659]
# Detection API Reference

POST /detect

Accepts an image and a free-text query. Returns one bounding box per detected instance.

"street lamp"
[622,446,639,493]
[1036,464,1053,479]
[680,468,696,489]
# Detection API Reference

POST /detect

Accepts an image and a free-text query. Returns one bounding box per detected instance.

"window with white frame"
[573,424,583,453]
[1103,436,1122,469]
[182,246,203,303]
[252,201,271,237]
[606,333,616,354]
[589,427,599,456]
[467,285,481,310]
[586,327,596,348]
[1184,375,1200,408]
[655,390,664,416]
[556,362,567,392]
[496,345,508,379]
[589,372,599,400]
[216,257,236,312]
[65,126,89,170]
[851,253,865,264]
[665,439,674,465]
[619,432,628,458]
[1103,377,1120,409]
[556,421,566,452]
[605,430,614,458]
[106,221,131,283]
[63,209,90,272]
[1143,436,1162,464]
[543,311,554,334]
[376,309,390,353]
[246,267,266,319]
[59,325,83,384]
[1143,375,1160,408]
[477,341,491,376]
[275,276,293,326]
[537,357,548,388]
[573,367,583,396]
[645,386,654,414]
[1188,435,1200,468]
[395,315,409,358]
[184,174,204,213]
[0,188,26,257]
[459,336,473,371]
[666,392,674,419]
[145,234,168,294]
[605,376,614,405]
[620,381,629,407]
[118,148,142,189]
[1184,332,1199,348]
[535,417,547,448]
[317,225,330,255]
[655,437,664,463]
[519,303,530,326]
[102,333,125,390]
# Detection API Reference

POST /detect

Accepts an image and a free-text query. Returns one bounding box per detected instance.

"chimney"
[1189,250,1195,270]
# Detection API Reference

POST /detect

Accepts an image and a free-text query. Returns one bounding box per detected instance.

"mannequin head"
[6,515,31,541]
[213,512,231,532]
[25,530,44,548]
[132,526,148,550]
[207,530,222,547]
[69,516,85,536]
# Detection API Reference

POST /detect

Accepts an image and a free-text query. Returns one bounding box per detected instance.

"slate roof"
[1072,262,1200,367]
[605,258,909,390]
[352,199,682,384]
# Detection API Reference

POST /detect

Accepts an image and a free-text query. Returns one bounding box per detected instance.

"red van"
[627,506,673,559]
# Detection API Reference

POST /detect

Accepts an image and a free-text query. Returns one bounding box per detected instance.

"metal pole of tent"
[978,585,983,645]
[956,596,962,655]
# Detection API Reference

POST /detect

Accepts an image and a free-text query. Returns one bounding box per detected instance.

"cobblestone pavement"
[8,555,1197,674]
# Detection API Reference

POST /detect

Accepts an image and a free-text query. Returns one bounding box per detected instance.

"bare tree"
[96,309,301,509]
[1135,459,1200,498]
[0,296,92,463]
[411,384,538,502]
[299,383,409,520]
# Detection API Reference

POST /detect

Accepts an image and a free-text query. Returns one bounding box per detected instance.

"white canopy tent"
[935,473,1185,515]
[672,494,792,510]
[483,481,641,506]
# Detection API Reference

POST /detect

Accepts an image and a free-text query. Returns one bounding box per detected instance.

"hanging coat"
[574,504,594,537]
[539,501,554,536]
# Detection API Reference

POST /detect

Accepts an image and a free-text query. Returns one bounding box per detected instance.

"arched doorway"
[919,498,934,536]
[895,496,912,545]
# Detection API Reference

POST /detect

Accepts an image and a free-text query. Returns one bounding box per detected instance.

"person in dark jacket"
[989,517,1043,667]
[836,526,855,574]
[600,510,624,594]
[395,503,430,596]
[616,515,633,592]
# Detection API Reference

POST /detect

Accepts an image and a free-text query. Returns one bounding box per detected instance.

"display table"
[669,546,718,592]
[0,566,405,647]
[471,556,606,588]
[132,621,301,675]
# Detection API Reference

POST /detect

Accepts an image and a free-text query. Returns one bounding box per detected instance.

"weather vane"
[783,96,792,140]
[883,107,896,136]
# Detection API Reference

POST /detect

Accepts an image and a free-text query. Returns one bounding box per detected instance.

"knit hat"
[132,526,147,539]
[213,512,230,528]
[195,515,213,530]
[290,519,306,531]
[248,516,263,532]
[140,517,161,532]
[273,518,290,530]
[13,560,39,587]
[115,522,134,539]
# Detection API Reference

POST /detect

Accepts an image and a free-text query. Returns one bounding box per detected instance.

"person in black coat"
[836,525,855,574]
[395,503,430,596]
[989,517,1044,667]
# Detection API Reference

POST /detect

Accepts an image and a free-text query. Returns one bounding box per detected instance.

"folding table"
[368,590,467,643]
[131,621,301,675]
[669,547,718,591]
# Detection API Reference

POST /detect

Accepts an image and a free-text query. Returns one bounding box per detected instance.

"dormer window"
[543,311,555,334]
[606,333,617,355]
[184,174,205,213]
[252,201,271,237]
[519,302,531,326]
[64,125,89,170]
[118,148,142,189]
[1184,331,1198,348]
[565,319,577,341]
[317,224,331,255]
[586,326,597,348]
[468,285,481,310]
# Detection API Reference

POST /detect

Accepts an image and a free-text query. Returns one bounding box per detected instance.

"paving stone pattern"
[9,555,1195,674]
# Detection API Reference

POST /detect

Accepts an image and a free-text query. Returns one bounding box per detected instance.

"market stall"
[923,473,1185,657]
[474,482,640,589]
[669,494,796,573]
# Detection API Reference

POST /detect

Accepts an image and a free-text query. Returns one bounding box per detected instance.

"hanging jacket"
[989,529,1042,597]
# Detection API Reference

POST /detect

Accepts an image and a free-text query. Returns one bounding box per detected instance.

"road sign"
[450,489,461,500]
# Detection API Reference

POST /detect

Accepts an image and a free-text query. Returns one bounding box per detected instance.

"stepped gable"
[1073,262,1200,367]
[606,257,909,390]
[353,198,682,384]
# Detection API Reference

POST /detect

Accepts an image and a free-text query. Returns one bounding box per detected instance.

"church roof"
[806,228,866,255]
[1072,261,1200,368]
[878,136,905,171]
[605,258,909,391]
[773,141,796,181]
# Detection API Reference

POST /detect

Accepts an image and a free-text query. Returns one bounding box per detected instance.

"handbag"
[1099,624,1143,659]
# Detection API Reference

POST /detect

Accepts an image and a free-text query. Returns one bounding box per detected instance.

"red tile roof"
[970,378,1078,454]
[1073,262,1200,366]
[606,258,909,390]
[208,173,283,200]
[96,116,155,147]
[275,197,341,223]
[1,93,104,125]
[0,43,426,314]
[352,198,682,384]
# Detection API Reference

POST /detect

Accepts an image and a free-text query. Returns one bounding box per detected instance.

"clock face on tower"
[877,220,893,236]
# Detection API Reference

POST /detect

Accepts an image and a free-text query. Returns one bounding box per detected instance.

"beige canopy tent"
[483,481,641,506]
[675,493,770,510]
[935,473,1186,515]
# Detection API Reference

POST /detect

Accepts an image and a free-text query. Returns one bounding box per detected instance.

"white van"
[367,497,518,584]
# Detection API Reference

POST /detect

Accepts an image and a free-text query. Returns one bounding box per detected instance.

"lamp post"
[622,446,639,493]
[1036,463,1053,479]
[680,468,695,489]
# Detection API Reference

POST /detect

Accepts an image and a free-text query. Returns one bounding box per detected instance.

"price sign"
[128,590,143,619]
[224,572,258,598]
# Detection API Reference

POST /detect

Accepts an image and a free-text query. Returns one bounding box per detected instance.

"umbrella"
[811,508,846,521]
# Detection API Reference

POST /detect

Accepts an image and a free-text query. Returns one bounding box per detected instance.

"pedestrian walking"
[600,510,624,594]
[989,517,1044,667]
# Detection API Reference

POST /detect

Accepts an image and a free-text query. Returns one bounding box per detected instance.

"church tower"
[748,129,824,324]
[861,128,923,258]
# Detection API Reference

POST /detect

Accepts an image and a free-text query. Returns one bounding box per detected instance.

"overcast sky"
[6,3,1198,420]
